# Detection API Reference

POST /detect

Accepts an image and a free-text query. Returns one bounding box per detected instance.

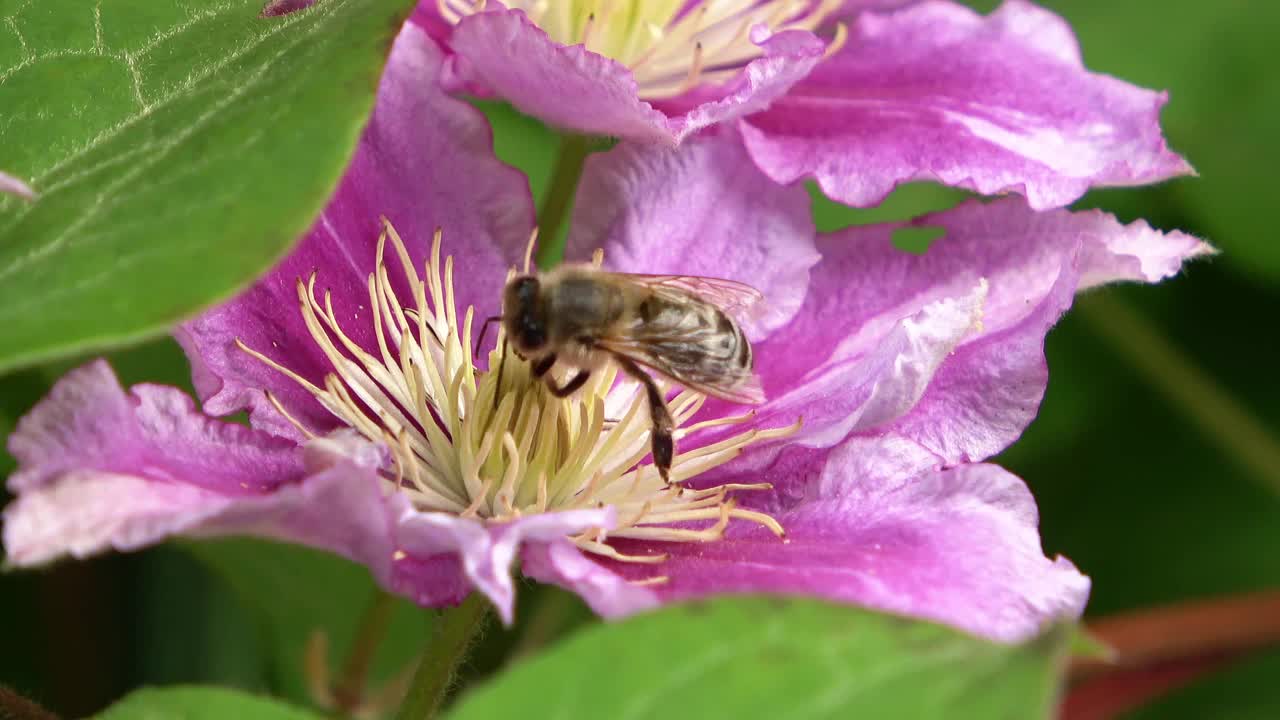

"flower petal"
[443,10,825,144]
[566,129,819,337]
[390,512,492,609]
[738,197,1211,465]
[1,361,405,578]
[176,22,532,438]
[603,438,1091,643]
[195,440,408,588]
[0,170,35,201]
[651,27,830,141]
[388,551,474,609]
[5,470,240,567]
[6,360,302,496]
[394,508,616,623]
[741,0,1193,209]
[521,538,661,618]
[833,0,923,15]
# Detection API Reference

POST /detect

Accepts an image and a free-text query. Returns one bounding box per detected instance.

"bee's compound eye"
[515,276,539,302]
[518,317,546,349]
[505,276,546,350]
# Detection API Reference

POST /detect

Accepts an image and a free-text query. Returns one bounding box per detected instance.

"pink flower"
[3,19,1211,643]
[425,0,1192,209]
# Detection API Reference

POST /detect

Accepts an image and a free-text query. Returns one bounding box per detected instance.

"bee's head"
[502,275,548,353]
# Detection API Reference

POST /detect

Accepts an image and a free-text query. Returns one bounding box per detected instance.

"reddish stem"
[1071,589,1280,681]
[1060,589,1280,719]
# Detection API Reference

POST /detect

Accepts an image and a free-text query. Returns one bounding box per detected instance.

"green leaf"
[0,0,417,376]
[94,686,322,720]
[1069,627,1115,663]
[446,597,1073,720]
[184,538,428,708]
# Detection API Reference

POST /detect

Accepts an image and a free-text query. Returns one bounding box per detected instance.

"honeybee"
[497,266,765,482]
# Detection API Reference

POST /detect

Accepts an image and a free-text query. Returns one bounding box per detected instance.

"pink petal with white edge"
[176,21,532,441]
[741,0,1193,209]
[521,538,661,618]
[0,171,35,200]
[566,129,819,338]
[443,10,825,145]
[5,471,238,567]
[1,362,403,583]
[576,437,1090,643]
[6,360,302,496]
[727,197,1211,468]
[395,507,616,623]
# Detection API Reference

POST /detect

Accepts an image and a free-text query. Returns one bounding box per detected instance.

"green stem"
[509,588,578,661]
[395,593,491,720]
[535,134,593,269]
[1079,293,1280,496]
[332,589,397,712]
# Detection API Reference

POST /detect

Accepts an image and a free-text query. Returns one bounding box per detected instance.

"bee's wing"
[599,333,767,405]
[614,274,765,325]
[591,272,767,405]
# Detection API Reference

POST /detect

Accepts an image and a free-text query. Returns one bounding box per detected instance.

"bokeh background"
[2,0,1277,716]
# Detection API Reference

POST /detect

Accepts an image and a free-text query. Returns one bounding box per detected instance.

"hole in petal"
[892,226,946,255]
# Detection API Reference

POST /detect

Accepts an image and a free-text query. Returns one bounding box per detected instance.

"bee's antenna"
[523,228,539,274]
[475,315,501,357]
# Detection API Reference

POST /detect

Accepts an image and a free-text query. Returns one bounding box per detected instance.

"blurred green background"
[2,0,1278,717]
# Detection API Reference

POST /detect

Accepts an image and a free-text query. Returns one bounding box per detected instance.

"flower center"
[238,220,796,569]
[437,0,845,98]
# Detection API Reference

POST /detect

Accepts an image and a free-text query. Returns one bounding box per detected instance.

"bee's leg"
[545,370,590,398]
[610,355,674,483]
[530,354,557,378]
[474,315,502,356]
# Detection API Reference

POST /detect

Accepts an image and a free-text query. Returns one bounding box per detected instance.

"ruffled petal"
[177,21,532,439]
[393,508,615,623]
[5,360,302,496]
[443,10,825,144]
[651,28,830,141]
[833,0,923,16]
[566,129,819,337]
[0,170,35,200]
[598,437,1091,643]
[194,436,408,587]
[736,197,1211,465]
[388,511,492,609]
[521,538,661,618]
[1,361,404,577]
[5,470,244,567]
[741,0,1193,209]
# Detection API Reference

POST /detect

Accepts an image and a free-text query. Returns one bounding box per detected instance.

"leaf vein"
[787,640,973,720]
[0,5,338,305]
[30,0,344,183]
[93,1,104,54]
